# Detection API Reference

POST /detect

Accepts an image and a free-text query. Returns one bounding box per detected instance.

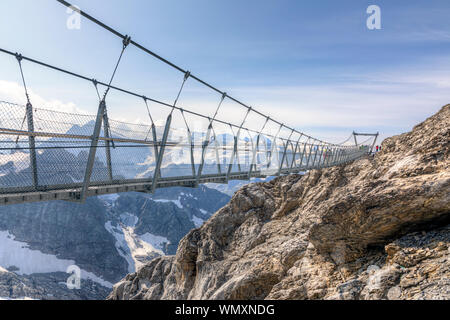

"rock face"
[0,198,127,283]
[108,105,449,300]
[0,186,230,294]
[0,268,110,300]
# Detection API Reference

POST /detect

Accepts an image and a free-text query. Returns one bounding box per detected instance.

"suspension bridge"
[0,1,378,205]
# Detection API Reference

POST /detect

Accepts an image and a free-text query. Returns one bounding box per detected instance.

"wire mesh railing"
[0,1,377,203]
[0,100,371,199]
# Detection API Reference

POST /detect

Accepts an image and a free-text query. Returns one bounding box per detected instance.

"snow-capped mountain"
[0,186,230,299]
[205,176,277,196]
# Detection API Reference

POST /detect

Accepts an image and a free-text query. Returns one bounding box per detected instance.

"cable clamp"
[15,53,23,62]
[184,71,191,80]
[222,92,227,100]
[122,35,131,48]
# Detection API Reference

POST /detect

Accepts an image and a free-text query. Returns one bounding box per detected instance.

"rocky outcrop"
[0,268,110,300]
[108,105,449,300]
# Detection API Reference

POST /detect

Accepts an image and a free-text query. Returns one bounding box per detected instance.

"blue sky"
[1,0,450,143]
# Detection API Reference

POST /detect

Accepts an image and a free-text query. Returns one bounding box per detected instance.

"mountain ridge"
[108,104,449,300]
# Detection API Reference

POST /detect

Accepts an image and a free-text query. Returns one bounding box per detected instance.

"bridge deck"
[0,157,362,205]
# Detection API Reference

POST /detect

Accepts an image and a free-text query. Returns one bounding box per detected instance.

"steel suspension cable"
[143,97,155,126]
[171,72,190,114]
[142,97,156,141]
[102,36,131,100]
[14,54,32,145]
[335,133,354,146]
[0,48,322,144]
[54,0,340,147]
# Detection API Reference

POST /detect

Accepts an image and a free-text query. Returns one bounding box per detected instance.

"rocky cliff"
[109,105,449,300]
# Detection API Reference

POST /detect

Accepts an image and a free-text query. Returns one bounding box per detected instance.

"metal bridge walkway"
[0,1,378,205]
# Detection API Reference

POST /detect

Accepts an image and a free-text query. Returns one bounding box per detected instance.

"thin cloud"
[0,80,88,115]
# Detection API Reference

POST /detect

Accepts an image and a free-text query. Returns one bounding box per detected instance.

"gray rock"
[108,104,450,300]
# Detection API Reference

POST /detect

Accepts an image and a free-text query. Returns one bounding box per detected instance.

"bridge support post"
[312,145,323,169]
[266,124,283,172]
[80,100,106,202]
[298,138,310,170]
[278,129,295,176]
[248,117,269,179]
[289,135,302,172]
[345,149,351,163]
[333,147,340,166]
[277,140,287,176]
[284,141,293,170]
[370,132,379,154]
[227,108,251,181]
[341,149,348,164]
[331,147,340,166]
[311,143,322,169]
[152,114,172,193]
[326,147,333,167]
[320,145,327,168]
[26,102,39,189]
[332,148,338,165]
[343,149,349,164]
[327,147,336,167]
[305,141,315,169]
[196,123,213,186]
[319,146,327,168]
[151,124,161,177]
[212,130,222,175]
[349,148,355,162]
[103,110,113,181]
[338,148,345,164]
[187,131,196,179]
[227,135,239,181]
[318,145,327,168]
[242,129,254,178]
[248,134,261,179]
[323,146,331,168]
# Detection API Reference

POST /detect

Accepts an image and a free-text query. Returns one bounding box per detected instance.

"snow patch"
[123,229,166,270]
[154,198,183,209]
[98,193,120,203]
[0,152,29,172]
[104,221,167,272]
[104,221,135,273]
[192,215,205,228]
[139,233,170,253]
[0,231,113,288]
[120,212,139,227]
